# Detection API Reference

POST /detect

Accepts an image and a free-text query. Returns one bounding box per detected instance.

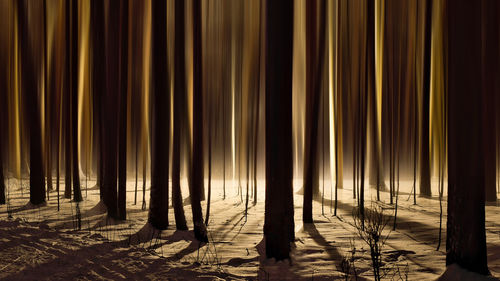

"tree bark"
[482,0,498,203]
[264,0,295,260]
[419,0,432,197]
[117,0,129,220]
[70,0,82,203]
[91,0,106,202]
[303,0,326,224]
[0,151,4,204]
[102,2,121,219]
[64,0,72,200]
[171,0,188,231]
[191,0,208,242]
[446,0,489,275]
[148,0,169,229]
[18,0,46,205]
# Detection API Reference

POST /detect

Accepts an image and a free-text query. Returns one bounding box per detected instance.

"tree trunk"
[482,0,498,203]
[64,0,72,200]
[18,0,46,205]
[191,0,208,242]
[419,0,432,197]
[171,0,188,231]
[264,0,294,260]
[102,2,121,219]
[303,0,326,224]
[70,0,82,203]
[0,118,4,204]
[148,0,169,229]
[117,0,129,220]
[0,152,4,204]
[446,0,489,275]
[91,0,105,202]
[43,0,52,198]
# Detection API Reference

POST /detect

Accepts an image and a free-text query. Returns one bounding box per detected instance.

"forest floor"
[0,178,499,280]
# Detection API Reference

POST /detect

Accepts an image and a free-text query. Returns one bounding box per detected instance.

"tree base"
[438,264,495,281]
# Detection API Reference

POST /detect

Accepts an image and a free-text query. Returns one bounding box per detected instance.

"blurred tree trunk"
[17,0,46,205]
[0,12,6,205]
[482,0,499,203]
[91,0,105,201]
[64,0,72,199]
[70,0,82,203]
[43,0,52,197]
[0,107,4,204]
[419,0,432,197]
[191,0,208,242]
[303,0,326,224]
[117,0,129,220]
[148,0,170,230]
[0,150,4,204]
[446,0,489,275]
[102,2,121,219]
[264,0,294,260]
[368,0,384,196]
[171,0,188,231]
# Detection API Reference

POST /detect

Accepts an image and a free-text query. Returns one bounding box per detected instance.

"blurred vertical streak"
[292,0,305,185]
[171,0,188,230]
[328,0,336,209]
[78,0,91,194]
[191,0,208,242]
[374,0,384,196]
[43,0,51,199]
[0,0,10,204]
[7,0,21,180]
[91,0,105,199]
[17,0,46,205]
[117,0,129,220]
[141,0,151,210]
[71,0,82,202]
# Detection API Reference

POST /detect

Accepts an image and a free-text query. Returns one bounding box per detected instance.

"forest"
[0,0,499,280]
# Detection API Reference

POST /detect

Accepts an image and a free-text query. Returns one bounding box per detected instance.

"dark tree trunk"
[70,0,82,203]
[0,110,4,204]
[482,0,498,203]
[264,0,294,260]
[91,0,105,202]
[0,152,4,204]
[303,0,326,224]
[171,0,188,231]
[446,0,489,275]
[148,0,170,230]
[117,0,129,220]
[43,0,52,198]
[64,0,72,200]
[419,0,432,197]
[18,0,46,205]
[191,0,208,242]
[102,2,121,219]
[0,10,6,205]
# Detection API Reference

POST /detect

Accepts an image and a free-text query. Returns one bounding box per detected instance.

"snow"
[0,178,499,280]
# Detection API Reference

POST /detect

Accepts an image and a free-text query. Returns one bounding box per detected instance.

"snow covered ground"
[0,178,499,280]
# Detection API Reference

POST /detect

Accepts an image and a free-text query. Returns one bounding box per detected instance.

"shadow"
[213,204,256,242]
[45,204,145,230]
[302,223,343,262]
[313,194,446,247]
[3,201,47,215]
